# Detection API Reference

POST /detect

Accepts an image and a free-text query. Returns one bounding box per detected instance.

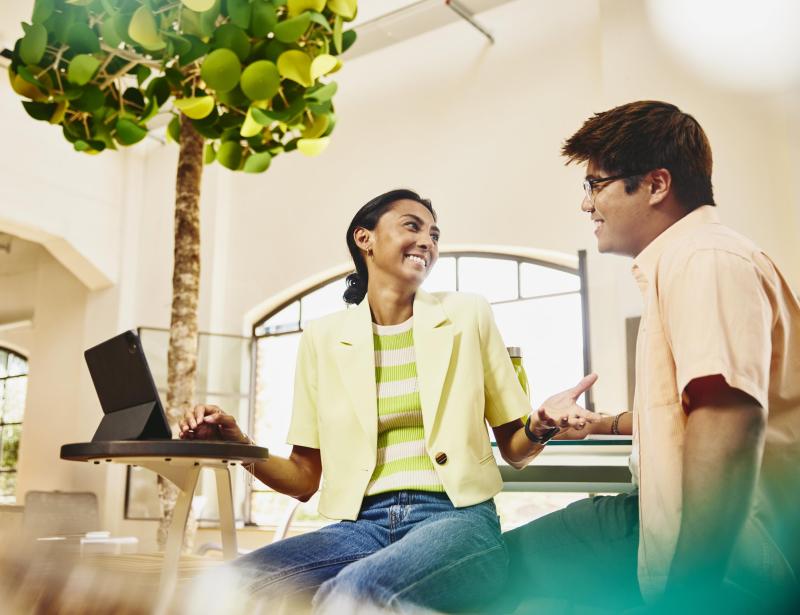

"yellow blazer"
[287,290,531,520]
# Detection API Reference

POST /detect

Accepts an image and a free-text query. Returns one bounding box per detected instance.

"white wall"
[1,0,798,541]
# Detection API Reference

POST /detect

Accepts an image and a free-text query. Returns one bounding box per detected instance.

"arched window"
[0,347,28,503]
[248,251,591,527]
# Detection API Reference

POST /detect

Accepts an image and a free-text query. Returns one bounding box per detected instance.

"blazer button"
[435,452,448,465]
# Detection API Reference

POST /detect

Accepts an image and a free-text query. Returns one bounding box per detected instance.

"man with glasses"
[499,101,799,613]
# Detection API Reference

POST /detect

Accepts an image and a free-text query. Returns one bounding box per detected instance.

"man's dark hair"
[562,101,715,210]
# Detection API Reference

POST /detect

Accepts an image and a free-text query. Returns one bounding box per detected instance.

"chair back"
[22,491,100,539]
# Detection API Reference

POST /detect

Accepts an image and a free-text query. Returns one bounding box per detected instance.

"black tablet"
[84,330,172,441]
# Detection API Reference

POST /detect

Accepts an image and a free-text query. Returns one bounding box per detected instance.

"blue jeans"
[233,491,508,613]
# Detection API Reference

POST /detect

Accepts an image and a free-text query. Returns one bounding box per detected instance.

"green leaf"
[115,118,148,145]
[308,12,332,32]
[164,33,192,57]
[20,23,48,66]
[333,14,343,54]
[226,0,251,29]
[71,85,105,112]
[8,70,46,100]
[240,107,263,137]
[17,65,48,90]
[50,100,69,124]
[277,50,312,87]
[181,0,216,10]
[297,136,330,156]
[243,151,272,173]
[178,35,209,66]
[251,0,277,37]
[146,77,171,106]
[240,60,280,101]
[66,23,101,54]
[327,0,357,20]
[136,65,152,86]
[129,6,165,51]
[100,17,122,48]
[201,48,242,93]
[167,115,181,142]
[301,113,330,139]
[204,143,216,164]
[310,54,339,80]
[216,85,249,108]
[22,100,57,122]
[288,0,326,17]
[341,29,357,53]
[250,106,277,126]
[32,0,55,24]
[304,80,337,103]
[217,140,243,170]
[212,23,251,62]
[67,54,101,86]
[274,13,311,43]
[173,96,216,120]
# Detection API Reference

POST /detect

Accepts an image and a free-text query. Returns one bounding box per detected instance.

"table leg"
[213,467,238,560]
[153,463,201,615]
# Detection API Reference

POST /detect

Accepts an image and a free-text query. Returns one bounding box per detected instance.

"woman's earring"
[367,247,374,258]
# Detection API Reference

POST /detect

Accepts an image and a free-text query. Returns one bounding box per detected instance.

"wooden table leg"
[213,467,238,560]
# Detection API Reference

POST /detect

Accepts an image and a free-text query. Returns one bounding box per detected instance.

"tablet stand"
[91,401,170,441]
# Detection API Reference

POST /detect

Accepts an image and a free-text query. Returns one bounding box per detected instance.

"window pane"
[520,263,580,297]
[1,377,27,423]
[0,350,7,377]
[0,381,4,409]
[6,354,27,377]
[254,333,302,458]
[1,425,21,469]
[422,257,456,293]
[197,335,250,396]
[250,490,331,528]
[0,472,17,501]
[301,278,348,326]
[255,302,300,336]
[458,257,518,302]
[491,295,586,409]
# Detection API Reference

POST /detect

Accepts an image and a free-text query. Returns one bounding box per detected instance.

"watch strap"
[524,416,560,444]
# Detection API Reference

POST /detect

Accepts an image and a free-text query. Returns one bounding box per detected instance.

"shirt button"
[435,452,448,465]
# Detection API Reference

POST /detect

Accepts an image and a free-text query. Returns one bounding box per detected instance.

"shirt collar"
[632,205,720,285]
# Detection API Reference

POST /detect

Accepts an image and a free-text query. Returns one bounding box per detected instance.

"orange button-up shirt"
[630,205,800,600]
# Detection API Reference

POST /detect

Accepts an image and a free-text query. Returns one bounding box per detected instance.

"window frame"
[0,346,28,504]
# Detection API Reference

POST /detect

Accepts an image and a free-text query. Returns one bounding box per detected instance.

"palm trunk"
[157,115,204,550]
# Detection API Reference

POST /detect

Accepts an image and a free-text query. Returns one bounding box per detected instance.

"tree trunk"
[157,116,204,550]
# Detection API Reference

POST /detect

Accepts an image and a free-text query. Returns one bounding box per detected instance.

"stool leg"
[213,466,238,560]
[154,464,201,615]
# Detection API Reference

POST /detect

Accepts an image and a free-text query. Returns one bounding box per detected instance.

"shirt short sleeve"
[475,294,532,426]
[660,249,772,409]
[286,325,321,448]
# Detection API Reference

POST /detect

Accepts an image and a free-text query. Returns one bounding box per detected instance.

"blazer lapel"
[413,291,454,441]
[334,299,377,454]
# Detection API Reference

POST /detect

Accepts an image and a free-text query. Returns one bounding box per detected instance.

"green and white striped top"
[366,317,444,496]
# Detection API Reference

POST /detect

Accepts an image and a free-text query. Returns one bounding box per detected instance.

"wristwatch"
[524,416,560,445]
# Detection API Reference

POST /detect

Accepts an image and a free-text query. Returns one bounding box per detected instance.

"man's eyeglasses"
[582,172,643,204]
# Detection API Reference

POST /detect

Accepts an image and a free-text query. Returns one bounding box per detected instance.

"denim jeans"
[233,491,508,613]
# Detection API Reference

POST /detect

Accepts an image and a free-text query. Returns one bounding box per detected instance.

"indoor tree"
[8,0,357,548]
